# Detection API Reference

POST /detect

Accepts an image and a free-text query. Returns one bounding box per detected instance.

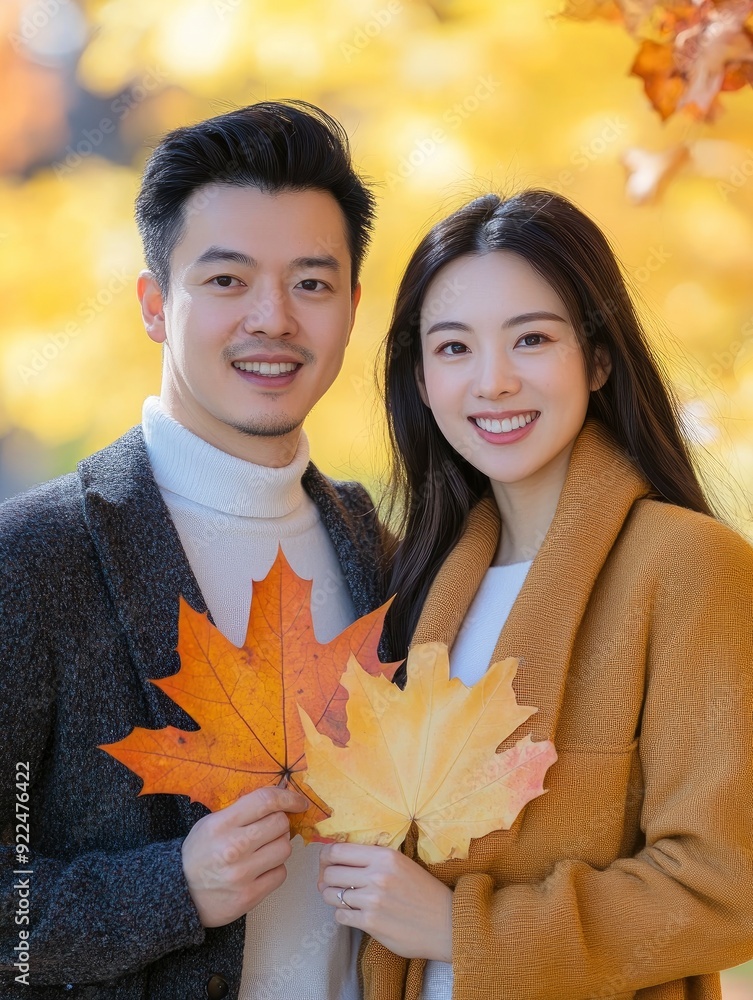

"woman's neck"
[489,443,574,566]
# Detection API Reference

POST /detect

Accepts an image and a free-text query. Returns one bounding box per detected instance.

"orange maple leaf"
[99,548,397,839]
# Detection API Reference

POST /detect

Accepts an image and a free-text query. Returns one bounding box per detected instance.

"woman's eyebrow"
[425,312,567,336]
[425,320,472,336]
[502,311,568,327]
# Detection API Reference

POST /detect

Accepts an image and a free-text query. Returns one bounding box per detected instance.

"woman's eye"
[211,275,240,287]
[439,342,468,356]
[519,333,547,347]
[297,279,328,291]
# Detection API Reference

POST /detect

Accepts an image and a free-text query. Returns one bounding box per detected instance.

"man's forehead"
[177,184,351,258]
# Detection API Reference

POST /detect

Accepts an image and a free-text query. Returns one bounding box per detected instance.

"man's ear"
[590,345,612,392]
[415,362,430,407]
[137,270,167,345]
[346,282,362,346]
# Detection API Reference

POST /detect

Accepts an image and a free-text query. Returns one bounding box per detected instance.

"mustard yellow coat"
[361,420,753,1000]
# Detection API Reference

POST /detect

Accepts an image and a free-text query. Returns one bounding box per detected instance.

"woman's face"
[418,251,609,493]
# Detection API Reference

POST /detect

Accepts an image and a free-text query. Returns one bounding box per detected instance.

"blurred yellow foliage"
[0,0,751,537]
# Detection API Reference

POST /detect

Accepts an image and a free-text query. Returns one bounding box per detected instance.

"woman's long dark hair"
[380,189,715,660]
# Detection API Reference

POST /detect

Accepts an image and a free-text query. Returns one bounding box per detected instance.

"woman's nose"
[472,352,521,398]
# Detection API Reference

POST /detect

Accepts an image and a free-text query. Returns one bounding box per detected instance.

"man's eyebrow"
[289,255,341,272]
[192,246,256,268]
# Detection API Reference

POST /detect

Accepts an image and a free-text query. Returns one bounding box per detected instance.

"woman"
[317,190,753,1000]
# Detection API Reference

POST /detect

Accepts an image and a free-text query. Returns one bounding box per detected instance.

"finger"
[223,810,293,862]
[236,831,293,879]
[226,786,309,825]
[320,865,367,890]
[321,842,387,867]
[254,863,288,896]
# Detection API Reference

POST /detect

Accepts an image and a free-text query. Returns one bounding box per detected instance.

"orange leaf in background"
[301,643,558,864]
[564,0,753,120]
[100,549,398,839]
[674,2,753,116]
[631,38,687,118]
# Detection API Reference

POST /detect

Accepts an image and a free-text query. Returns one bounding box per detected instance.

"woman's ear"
[415,363,430,407]
[590,346,612,392]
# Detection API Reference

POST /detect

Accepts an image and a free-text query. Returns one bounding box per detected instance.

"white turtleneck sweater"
[420,559,532,1000]
[142,396,361,1000]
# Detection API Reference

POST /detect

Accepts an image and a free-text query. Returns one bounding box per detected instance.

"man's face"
[138,184,360,466]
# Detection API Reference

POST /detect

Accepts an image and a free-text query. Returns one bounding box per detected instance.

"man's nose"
[242,285,296,339]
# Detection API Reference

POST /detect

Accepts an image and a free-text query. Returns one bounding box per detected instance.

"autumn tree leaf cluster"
[561,0,753,119]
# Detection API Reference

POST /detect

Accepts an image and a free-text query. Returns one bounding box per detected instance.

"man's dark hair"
[135,99,376,295]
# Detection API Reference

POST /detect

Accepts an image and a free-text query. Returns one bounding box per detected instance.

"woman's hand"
[318,843,453,961]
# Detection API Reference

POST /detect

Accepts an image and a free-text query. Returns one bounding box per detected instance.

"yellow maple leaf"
[300,642,558,864]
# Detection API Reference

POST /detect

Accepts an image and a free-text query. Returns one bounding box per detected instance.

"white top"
[420,560,532,1000]
[142,396,360,1000]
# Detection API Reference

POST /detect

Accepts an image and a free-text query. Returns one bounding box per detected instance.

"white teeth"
[233,361,298,374]
[474,412,537,433]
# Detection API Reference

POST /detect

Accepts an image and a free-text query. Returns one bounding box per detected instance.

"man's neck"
[159,391,302,469]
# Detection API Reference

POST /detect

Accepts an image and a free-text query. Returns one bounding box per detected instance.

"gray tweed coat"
[0,426,391,999]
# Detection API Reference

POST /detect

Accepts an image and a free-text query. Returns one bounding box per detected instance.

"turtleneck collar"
[141,396,310,519]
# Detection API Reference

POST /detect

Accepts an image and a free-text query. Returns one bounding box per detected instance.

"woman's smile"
[469,410,540,443]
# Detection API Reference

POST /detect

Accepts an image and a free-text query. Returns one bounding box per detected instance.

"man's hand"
[182,786,308,927]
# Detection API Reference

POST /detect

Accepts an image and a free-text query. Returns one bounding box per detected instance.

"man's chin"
[227,417,302,439]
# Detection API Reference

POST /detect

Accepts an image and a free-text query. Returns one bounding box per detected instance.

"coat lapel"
[412,420,651,741]
[79,426,209,830]
[302,464,384,622]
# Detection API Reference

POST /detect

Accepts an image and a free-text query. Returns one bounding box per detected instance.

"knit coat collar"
[411,418,652,742]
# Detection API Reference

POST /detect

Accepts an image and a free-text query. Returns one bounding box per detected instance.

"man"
[0,100,389,999]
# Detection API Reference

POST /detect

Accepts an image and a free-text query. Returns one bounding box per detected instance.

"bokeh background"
[0,0,751,990]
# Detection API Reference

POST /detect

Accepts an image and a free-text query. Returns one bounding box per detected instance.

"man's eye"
[297,279,327,291]
[439,342,468,355]
[211,275,239,287]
